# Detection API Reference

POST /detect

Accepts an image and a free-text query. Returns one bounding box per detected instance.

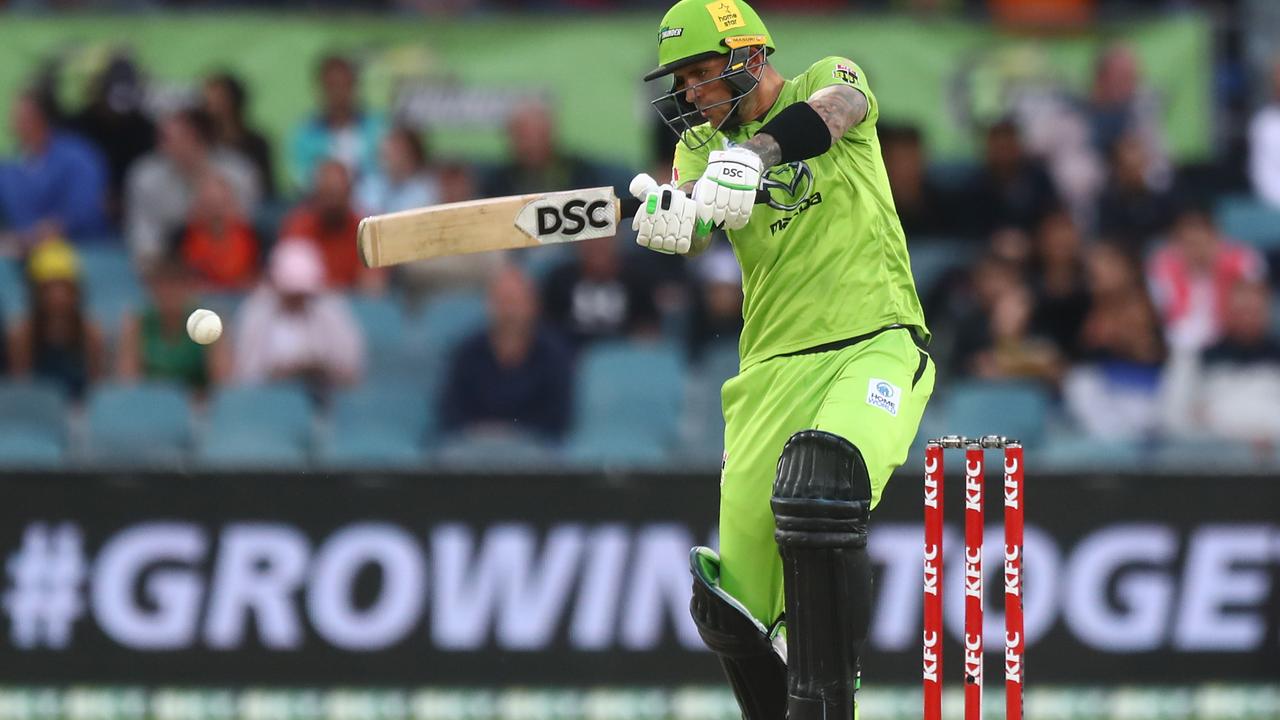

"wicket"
[923,435,1024,720]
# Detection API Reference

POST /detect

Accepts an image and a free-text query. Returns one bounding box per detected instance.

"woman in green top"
[118,258,228,393]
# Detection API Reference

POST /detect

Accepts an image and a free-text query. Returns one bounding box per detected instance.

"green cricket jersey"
[674,56,929,370]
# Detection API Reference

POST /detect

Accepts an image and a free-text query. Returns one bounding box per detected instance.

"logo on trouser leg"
[866,378,900,417]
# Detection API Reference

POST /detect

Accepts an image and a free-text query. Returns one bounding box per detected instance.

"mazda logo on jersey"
[760,161,814,211]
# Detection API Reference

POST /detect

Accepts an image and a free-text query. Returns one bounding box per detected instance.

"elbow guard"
[757,102,833,165]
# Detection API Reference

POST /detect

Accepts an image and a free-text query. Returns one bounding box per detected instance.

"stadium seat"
[0,380,67,448]
[1149,437,1268,473]
[82,382,192,467]
[322,383,434,463]
[0,258,25,323]
[1037,432,1143,473]
[349,295,406,352]
[1215,194,1280,249]
[434,431,558,470]
[943,380,1051,446]
[676,341,738,468]
[78,245,144,339]
[412,286,486,351]
[572,341,686,461]
[909,238,970,299]
[318,433,424,469]
[565,429,670,468]
[0,432,65,469]
[197,384,313,468]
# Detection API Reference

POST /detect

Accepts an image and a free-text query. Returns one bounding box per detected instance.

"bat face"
[358,187,623,268]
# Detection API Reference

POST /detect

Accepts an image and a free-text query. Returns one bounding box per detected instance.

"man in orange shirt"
[280,159,383,291]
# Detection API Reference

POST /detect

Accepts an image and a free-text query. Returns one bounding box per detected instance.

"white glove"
[630,173,697,255]
[693,147,762,231]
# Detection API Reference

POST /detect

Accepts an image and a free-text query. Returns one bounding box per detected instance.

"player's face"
[672,55,736,128]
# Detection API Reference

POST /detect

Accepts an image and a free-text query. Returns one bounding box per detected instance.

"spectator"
[1147,205,1267,352]
[124,107,260,266]
[1249,56,1280,208]
[356,124,440,215]
[542,236,660,349]
[396,160,501,304]
[880,124,951,237]
[1086,43,1170,191]
[175,170,260,290]
[1095,131,1178,254]
[480,100,618,198]
[967,280,1064,386]
[202,71,277,200]
[439,265,573,442]
[230,239,364,399]
[1163,280,1280,446]
[930,251,1021,380]
[117,257,229,393]
[0,89,110,246]
[961,120,1058,238]
[1029,209,1091,360]
[67,54,155,223]
[288,53,385,190]
[8,239,105,401]
[280,159,382,292]
[686,246,744,362]
[1064,245,1167,440]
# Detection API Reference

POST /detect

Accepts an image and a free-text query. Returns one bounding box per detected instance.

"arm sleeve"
[804,56,879,141]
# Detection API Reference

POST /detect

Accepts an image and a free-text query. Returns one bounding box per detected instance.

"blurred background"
[0,1,1277,719]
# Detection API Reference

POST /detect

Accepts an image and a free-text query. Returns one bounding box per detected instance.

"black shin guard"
[772,430,873,720]
[689,547,787,720]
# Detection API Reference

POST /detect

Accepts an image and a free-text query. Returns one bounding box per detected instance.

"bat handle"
[618,189,771,220]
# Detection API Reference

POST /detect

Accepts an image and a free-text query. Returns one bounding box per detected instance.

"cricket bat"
[356,177,768,268]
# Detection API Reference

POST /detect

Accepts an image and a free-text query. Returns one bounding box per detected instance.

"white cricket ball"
[186,308,223,345]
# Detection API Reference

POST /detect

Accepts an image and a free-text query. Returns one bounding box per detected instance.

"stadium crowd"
[1,33,1279,469]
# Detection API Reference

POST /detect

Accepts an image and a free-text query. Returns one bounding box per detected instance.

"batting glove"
[630,174,697,255]
[693,147,762,231]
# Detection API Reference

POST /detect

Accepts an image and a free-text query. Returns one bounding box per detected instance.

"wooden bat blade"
[357,187,623,268]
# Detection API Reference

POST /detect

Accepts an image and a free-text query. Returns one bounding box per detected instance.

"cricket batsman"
[629,1,934,717]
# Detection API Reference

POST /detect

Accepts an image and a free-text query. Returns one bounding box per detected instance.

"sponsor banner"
[0,14,1210,179]
[0,472,1278,685]
[0,685,1278,720]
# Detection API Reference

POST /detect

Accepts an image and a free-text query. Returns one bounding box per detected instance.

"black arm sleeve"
[757,102,832,165]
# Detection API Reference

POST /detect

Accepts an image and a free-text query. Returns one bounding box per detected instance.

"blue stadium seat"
[677,341,738,467]
[197,384,313,468]
[943,380,1051,446]
[0,432,65,468]
[318,433,424,469]
[327,383,434,448]
[0,258,25,323]
[1038,432,1143,473]
[412,289,488,354]
[565,429,670,468]
[434,431,557,470]
[0,380,67,448]
[349,295,406,353]
[909,238,970,299]
[83,382,192,467]
[1215,194,1280,249]
[1149,437,1267,473]
[78,245,144,338]
[572,341,685,460]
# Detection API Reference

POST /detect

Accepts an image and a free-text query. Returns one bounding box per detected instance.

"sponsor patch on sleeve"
[866,377,900,417]
[832,63,859,86]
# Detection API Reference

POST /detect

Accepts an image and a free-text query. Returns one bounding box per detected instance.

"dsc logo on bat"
[516,188,618,244]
